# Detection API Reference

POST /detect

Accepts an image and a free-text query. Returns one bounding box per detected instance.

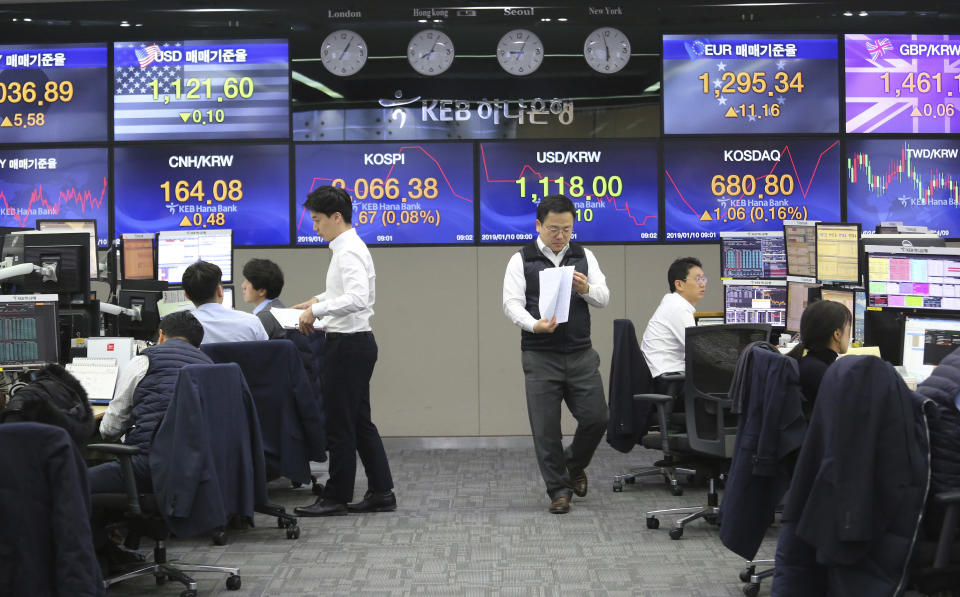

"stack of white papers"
[270,307,322,330]
[538,266,575,323]
[66,357,119,405]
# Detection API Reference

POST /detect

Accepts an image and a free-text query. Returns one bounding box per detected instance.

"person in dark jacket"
[786,299,852,408]
[87,311,212,494]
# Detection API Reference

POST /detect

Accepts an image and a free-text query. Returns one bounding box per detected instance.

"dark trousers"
[521,347,609,500]
[87,455,152,494]
[322,332,393,504]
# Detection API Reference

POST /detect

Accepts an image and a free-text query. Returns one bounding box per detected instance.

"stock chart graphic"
[295,142,474,245]
[663,137,841,240]
[0,147,108,247]
[478,139,658,243]
[847,138,960,237]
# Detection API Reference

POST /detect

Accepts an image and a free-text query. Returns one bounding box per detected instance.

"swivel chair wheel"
[670,485,683,496]
[212,530,228,546]
[704,513,719,525]
[613,480,623,492]
[742,582,760,597]
[180,591,198,597]
[646,517,659,530]
[286,525,301,539]
[226,574,242,590]
[669,527,684,540]
[739,565,755,583]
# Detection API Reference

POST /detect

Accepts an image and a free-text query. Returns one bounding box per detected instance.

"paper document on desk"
[66,357,119,404]
[270,307,322,330]
[538,266,575,324]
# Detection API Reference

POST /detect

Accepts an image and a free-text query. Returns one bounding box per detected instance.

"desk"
[93,405,106,420]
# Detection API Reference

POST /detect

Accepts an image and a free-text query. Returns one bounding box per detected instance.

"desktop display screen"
[820,287,855,319]
[724,280,787,326]
[784,221,817,278]
[786,280,816,332]
[854,290,866,345]
[720,231,786,279]
[222,285,234,310]
[816,223,860,283]
[902,316,960,381]
[121,233,156,281]
[0,296,59,365]
[157,229,232,285]
[866,246,960,311]
[36,219,98,279]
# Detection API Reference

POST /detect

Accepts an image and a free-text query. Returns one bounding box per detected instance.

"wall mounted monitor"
[786,280,818,332]
[296,141,475,245]
[114,143,289,246]
[865,245,960,312]
[113,39,289,141]
[121,233,156,281]
[723,279,787,326]
[0,147,108,248]
[36,219,98,279]
[720,231,786,279]
[816,223,860,283]
[156,229,232,285]
[784,220,818,278]
[0,43,107,143]
[847,138,960,238]
[663,137,841,240]
[845,34,960,134]
[478,139,658,243]
[902,315,960,382]
[662,34,839,134]
[0,295,59,365]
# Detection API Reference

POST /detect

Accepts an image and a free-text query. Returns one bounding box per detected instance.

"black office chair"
[646,323,772,539]
[608,319,694,495]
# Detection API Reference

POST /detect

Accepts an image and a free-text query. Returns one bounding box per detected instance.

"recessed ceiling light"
[418,19,427,23]
[558,17,568,22]
[843,11,853,16]
[859,10,868,16]
[22,17,31,22]
[541,17,551,22]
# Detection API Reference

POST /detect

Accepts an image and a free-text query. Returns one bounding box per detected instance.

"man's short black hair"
[158,310,204,347]
[242,258,284,300]
[667,257,702,293]
[304,185,352,224]
[536,194,576,223]
[182,260,222,305]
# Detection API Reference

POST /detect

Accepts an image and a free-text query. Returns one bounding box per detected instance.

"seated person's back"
[183,260,269,344]
[641,257,706,383]
[787,299,852,407]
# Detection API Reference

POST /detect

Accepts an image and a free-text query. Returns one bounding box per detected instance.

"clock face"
[584,27,631,74]
[408,29,455,76]
[497,29,544,76]
[321,30,368,76]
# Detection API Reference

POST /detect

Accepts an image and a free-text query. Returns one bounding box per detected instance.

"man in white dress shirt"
[182,260,269,344]
[293,186,395,517]
[502,194,610,514]
[640,257,708,388]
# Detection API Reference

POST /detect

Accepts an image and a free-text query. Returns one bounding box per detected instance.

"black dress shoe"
[347,490,397,513]
[294,497,348,517]
[570,469,588,497]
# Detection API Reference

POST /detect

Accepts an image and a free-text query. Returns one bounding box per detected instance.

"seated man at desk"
[183,260,269,344]
[241,257,286,340]
[88,310,212,493]
[641,257,707,391]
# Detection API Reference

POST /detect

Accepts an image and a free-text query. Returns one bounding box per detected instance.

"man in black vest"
[502,194,610,514]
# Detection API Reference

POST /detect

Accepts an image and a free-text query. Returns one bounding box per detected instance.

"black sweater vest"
[520,242,591,353]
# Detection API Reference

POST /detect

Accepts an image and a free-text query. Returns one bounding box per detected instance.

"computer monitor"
[860,233,945,249]
[118,289,162,342]
[786,280,817,333]
[854,290,866,346]
[820,287,855,319]
[816,223,861,284]
[720,231,786,279]
[723,280,787,327]
[2,232,91,303]
[865,245,960,312]
[783,220,818,278]
[121,233,156,281]
[901,315,960,382]
[0,295,59,366]
[156,229,232,285]
[35,219,99,279]
[222,285,234,310]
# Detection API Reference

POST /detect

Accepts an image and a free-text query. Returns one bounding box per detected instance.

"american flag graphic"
[866,38,893,62]
[135,44,161,68]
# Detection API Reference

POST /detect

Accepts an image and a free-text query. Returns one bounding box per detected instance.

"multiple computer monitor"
[156,229,233,285]
[0,295,60,366]
[36,219,99,279]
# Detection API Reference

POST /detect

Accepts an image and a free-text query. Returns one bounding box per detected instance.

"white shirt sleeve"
[580,249,610,308]
[666,302,696,347]
[502,252,538,333]
[98,354,149,441]
[312,252,370,318]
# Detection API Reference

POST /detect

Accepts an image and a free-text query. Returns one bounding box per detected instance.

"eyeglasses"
[686,275,708,284]
[544,226,573,236]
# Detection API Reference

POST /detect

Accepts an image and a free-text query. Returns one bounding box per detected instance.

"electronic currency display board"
[113,39,289,141]
[845,34,960,133]
[478,139,658,243]
[295,142,474,245]
[663,34,839,134]
[847,138,960,238]
[0,43,107,143]
[0,147,108,247]
[114,143,290,246]
[663,137,841,241]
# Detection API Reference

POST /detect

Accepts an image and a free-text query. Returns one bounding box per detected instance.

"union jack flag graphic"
[866,38,893,61]
[135,44,161,68]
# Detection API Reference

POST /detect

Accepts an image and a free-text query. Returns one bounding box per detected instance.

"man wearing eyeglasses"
[641,257,708,390]
[502,194,610,514]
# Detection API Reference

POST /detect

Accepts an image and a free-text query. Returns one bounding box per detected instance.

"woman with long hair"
[786,299,853,406]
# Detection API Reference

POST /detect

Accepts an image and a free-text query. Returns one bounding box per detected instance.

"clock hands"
[339,37,353,61]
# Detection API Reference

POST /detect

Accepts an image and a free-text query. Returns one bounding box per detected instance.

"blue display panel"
[295,142,474,245]
[845,34,960,134]
[847,138,960,238]
[663,137,841,241]
[114,143,290,246]
[663,34,839,134]
[0,43,107,143]
[113,39,289,141]
[0,148,108,247]
[478,139,658,243]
